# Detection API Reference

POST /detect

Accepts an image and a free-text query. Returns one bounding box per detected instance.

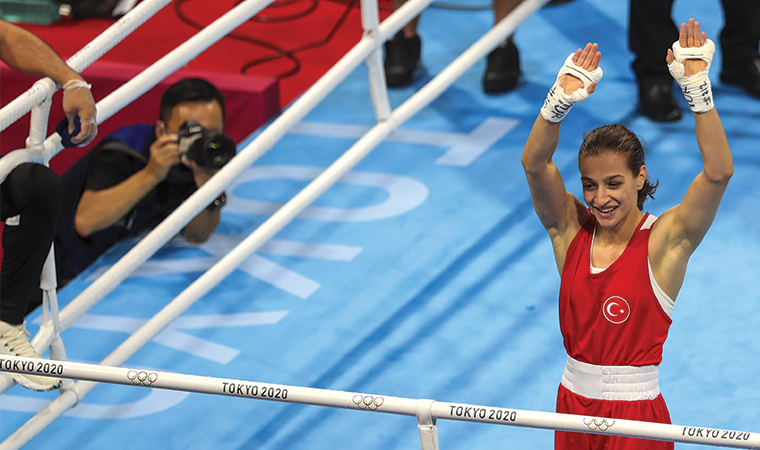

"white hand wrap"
[668,39,715,113]
[62,79,92,91]
[540,53,603,123]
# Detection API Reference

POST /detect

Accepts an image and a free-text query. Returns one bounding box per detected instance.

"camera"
[176,120,236,170]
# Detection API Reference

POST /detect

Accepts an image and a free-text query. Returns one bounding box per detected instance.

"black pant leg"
[629,0,678,85]
[0,163,61,325]
[720,0,760,70]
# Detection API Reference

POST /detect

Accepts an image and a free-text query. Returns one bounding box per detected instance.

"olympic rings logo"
[127,370,158,386]
[352,395,384,411]
[584,417,616,432]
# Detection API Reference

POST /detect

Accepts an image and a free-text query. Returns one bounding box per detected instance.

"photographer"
[54,77,234,286]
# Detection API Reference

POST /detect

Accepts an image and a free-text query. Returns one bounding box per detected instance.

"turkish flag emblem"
[603,296,631,324]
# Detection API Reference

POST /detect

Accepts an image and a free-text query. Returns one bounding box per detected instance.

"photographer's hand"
[145,134,181,181]
[75,134,180,238]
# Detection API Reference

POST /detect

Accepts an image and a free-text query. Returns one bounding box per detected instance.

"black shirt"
[54,124,196,284]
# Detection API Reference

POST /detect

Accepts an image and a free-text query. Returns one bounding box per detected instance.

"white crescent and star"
[606,302,624,316]
[603,297,630,324]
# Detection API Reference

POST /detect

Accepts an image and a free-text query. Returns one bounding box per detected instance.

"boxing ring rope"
[0,0,552,446]
[1,355,759,450]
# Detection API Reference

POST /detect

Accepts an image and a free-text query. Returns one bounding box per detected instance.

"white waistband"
[561,356,660,401]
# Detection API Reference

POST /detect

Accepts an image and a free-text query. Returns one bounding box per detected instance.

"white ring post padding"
[365,46,392,121]
[24,80,56,153]
[360,0,392,121]
[0,149,44,185]
[38,246,66,358]
[416,399,439,450]
[360,0,380,31]
[38,246,57,293]
[0,355,759,449]
[0,0,173,133]
[0,79,55,184]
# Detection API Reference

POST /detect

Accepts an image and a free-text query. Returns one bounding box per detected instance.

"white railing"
[0,0,554,447]
[1,354,758,450]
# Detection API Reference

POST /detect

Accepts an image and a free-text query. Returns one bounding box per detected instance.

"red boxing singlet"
[559,213,672,366]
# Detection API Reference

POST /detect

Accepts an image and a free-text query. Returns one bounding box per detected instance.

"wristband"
[62,80,92,91]
[540,53,603,123]
[55,117,81,148]
[668,39,715,113]
[206,192,227,213]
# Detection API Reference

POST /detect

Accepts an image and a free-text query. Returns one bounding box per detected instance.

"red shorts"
[555,384,674,450]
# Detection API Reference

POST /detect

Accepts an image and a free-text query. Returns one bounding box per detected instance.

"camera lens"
[195,133,236,169]
[178,120,236,169]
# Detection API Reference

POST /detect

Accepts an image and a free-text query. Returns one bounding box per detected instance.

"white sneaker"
[0,321,62,391]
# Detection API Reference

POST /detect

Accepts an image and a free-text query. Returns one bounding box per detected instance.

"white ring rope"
[0,354,757,449]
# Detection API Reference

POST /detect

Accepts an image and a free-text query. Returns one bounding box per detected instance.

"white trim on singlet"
[648,260,674,317]
[640,215,675,317]
[589,214,674,317]
[561,356,660,401]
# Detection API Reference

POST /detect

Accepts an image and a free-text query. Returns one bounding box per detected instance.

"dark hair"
[159,78,226,124]
[578,124,658,210]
